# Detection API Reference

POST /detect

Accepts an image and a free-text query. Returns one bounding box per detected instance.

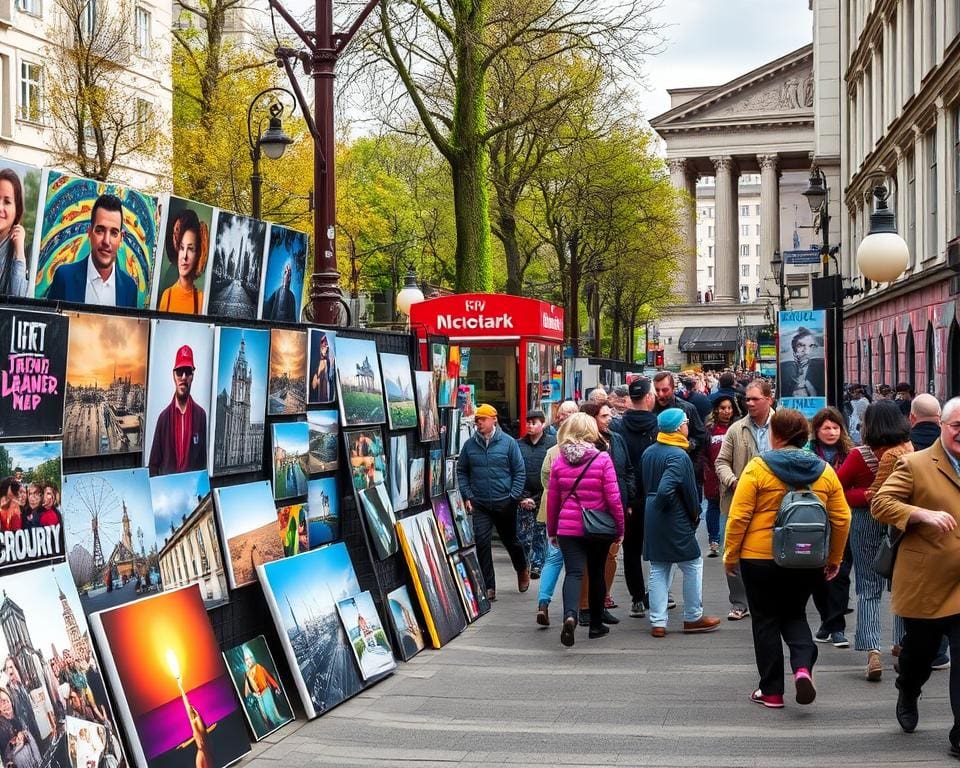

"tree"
[45,0,168,183]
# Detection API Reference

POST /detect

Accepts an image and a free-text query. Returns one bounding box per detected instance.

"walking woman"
[724,408,850,708]
[807,407,855,648]
[703,393,739,557]
[546,413,624,647]
[837,399,911,681]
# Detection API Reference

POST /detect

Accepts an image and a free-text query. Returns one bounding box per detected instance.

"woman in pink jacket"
[547,412,624,647]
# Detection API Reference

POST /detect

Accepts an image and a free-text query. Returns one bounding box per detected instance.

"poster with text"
[778,309,827,418]
[0,439,64,571]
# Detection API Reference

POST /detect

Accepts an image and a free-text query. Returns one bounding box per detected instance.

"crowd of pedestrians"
[457,371,960,760]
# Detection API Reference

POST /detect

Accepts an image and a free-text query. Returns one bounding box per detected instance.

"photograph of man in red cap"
[148,343,208,476]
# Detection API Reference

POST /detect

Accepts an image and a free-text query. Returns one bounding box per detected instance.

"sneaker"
[831,631,850,648]
[577,610,591,627]
[933,654,951,670]
[629,600,646,618]
[727,607,750,621]
[560,616,576,647]
[683,616,721,634]
[588,624,610,639]
[750,689,784,709]
[794,668,816,705]
[708,541,719,558]
[866,650,883,681]
[536,601,549,627]
[814,629,831,643]
[530,570,541,580]
[604,594,618,609]
[600,609,620,625]
[667,594,677,610]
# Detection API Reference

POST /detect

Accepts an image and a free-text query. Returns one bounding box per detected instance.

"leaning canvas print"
[432,496,459,555]
[257,542,366,718]
[260,225,307,322]
[272,421,309,500]
[386,585,426,662]
[0,562,128,768]
[450,552,481,622]
[206,210,267,319]
[0,439,64,571]
[379,352,417,430]
[306,477,339,548]
[396,510,467,648]
[222,635,294,741]
[388,435,408,512]
[414,371,440,442]
[268,328,306,415]
[89,585,251,768]
[335,337,386,426]
[306,329,336,405]
[213,481,283,589]
[358,483,397,560]
[336,591,397,681]
[448,488,475,548]
[460,547,491,617]
[306,409,339,473]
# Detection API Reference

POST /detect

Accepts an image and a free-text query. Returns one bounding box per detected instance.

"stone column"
[667,158,699,303]
[711,155,739,303]
[757,154,780,290]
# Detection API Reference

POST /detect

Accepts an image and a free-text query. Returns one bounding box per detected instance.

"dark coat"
[518,432,557,504]
[47,256,138,307]
[641,441,700,563]
[911,421,940,452]
[457,427,525,504]
[683,388,713,422]
[148,397,208,476]
[603,431,635,511]
[780,359,827,397]
[612,408,659,505]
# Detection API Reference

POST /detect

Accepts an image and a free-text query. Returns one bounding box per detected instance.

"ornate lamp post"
[247,89,295,220]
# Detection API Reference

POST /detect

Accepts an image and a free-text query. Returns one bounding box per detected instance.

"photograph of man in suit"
[47,193,138,307]
[148,344,208,476]
[779,326,825,397]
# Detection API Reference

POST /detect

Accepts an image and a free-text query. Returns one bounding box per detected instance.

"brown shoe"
[683,616,721,634]
[536,601,550,627]
[518,568,531,593]
[866,649,883,681]
[486,588,497,602]
[650,627,667,638]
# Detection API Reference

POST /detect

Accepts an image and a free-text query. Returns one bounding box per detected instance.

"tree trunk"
[610,311,621,361]
[592,280,601,357]
[450,147,492,292]
[495,189,523,295]
[567,231,581,353]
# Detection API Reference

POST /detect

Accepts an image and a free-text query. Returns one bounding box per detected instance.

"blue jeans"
[517,507,547,573]
[705,498,721,545]
[648,558,704,627]
[538,539,564,604]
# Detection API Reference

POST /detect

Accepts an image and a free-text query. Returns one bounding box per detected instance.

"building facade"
[835,0,960,398]
[0,0,172,188]
[158,494,227,606]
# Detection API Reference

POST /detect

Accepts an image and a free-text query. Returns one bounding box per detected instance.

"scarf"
[657,431,689,450]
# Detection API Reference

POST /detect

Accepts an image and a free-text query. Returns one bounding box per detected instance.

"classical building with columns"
[835,0,960,399]
[651,44,829,369]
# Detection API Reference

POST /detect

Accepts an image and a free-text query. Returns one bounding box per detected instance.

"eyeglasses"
[943,421,960,431]
[173,367,194,378]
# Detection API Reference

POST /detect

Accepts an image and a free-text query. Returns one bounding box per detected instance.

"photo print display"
[0,439,64,571]
[344,428,386,491]
[460,546,491,617]
[408,458,425,507]
[152,196,213,315]
[388,435,408,512]
[64,312,148,458]
[33,170,159,309]
[448,488,475,548]
[778,309,828,418]
[450,551,480,622]
[257,542,366,719]
[0,562,128,768]
[385,585,426,662]
[268,328,306,416]
[271,421,309,500]
[358,483,397,560]
[428,449,443,498]
[206,210,267,319]
[212,481,283,589]
[431,344,448,408]
[444,458,457,492]
[414,371,440,442]
[144,319,214,478]
[62,467,157,613]
[306,477,339,548]
[306,409,338,473]
[396,510,467,648]
[0,157,42,299]
[210,327,269,476]
[261,225,307,322]
[336,591,396,681]
[306,329,336,405]
[0,308,67,438]
[335,337,386,426]
[89,585,251,768]
[379,352,417,430]
[277,503,308,557]
[431,496,459,555]
[446,409,461,456]
[222,635,294,741]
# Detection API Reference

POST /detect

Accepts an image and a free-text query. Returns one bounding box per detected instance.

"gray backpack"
[772,486,830,569]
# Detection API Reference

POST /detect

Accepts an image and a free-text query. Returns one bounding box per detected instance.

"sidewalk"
[241,543,955,767]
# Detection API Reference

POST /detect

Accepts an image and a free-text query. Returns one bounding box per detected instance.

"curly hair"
[167,209,209,276]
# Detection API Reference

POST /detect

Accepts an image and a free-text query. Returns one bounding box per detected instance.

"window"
[196,528,209,573]
[15,0,41,15]
[907,149,917,259]
[707,266,714,278]
[741,224,749,236]
[755,205,761,216]
[81,0,96,36]
[135,98,151,143]
[708,206,714,217]
[756,224,761,236]
[707,226,714,238]
[741,264,750,277]
[927,127,938,257]
[135,7,151,57]
[925,0,937,72]
[707,245,714,258]
[755,264,761,277]
[740,244,750,257]
[18,61,42,122]
[905,0,915,99]
[740,205,750,216]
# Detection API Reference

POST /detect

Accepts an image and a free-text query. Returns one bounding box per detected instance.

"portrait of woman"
[159,208,210,314]
[0,168,28,298]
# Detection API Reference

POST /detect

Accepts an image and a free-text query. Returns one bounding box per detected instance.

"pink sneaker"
[750,689,784,709]
[794,668,816,705]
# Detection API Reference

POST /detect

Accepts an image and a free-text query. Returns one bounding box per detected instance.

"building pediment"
[650,44,814,131]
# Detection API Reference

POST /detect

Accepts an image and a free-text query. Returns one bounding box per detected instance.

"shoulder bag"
[562,454,617,542]
[871,525,904,579]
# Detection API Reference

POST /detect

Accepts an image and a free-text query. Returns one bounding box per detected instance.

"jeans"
[579,541,619,609]
[705,498,721,545]
[557,536,608,628]
[473,499,528,590]
[621,506,646,604]
[849,507,885,651]
[538,539,564,605]
[648,558,704,627]
[517,506,547,573]
[811,540,852,634]
[898,614,960,747]
[741,559,821,696]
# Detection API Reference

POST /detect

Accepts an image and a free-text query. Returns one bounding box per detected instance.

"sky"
[215,326,269,416]
[151,470,211,539]
[4,440,60,471]
[67,313,149,387]
[215,481,277,539]
[62,467,157,555]
[273,420,310,454]
[270,328,307,378]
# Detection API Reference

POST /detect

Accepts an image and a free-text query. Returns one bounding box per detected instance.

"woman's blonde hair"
[557,412,599,446]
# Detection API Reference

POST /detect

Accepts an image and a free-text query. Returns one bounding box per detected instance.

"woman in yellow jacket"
[724,408,851,709]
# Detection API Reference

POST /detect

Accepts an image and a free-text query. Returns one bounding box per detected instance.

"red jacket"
[702,422,730,501]
[836,447,876,508]
[546,446,624,538]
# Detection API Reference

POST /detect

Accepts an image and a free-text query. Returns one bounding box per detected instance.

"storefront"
[410,293,564,433]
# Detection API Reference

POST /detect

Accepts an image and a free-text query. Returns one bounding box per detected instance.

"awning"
[678,326,740,352]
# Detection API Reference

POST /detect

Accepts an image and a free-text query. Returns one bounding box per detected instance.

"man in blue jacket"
[458,403,527,600]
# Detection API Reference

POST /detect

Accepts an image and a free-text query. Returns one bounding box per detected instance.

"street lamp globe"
[259,115,294,160]
[857,185,909,283]
[395,266,424,316]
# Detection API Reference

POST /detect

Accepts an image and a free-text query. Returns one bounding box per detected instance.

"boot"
[536,601,549,626]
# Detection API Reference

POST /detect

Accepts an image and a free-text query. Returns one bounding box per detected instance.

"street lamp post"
[769,249,786,311]
[247,90,295,220]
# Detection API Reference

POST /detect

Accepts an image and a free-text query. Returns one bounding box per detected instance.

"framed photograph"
[386,585,426,662]
[335,590,397,680]
[277,503,308,556]
[408,457,425,506]
[344,427,386,491]
[212,480,283,589]
[460,546,491,616]
[306,328,337,405]
[0,156,41,299]
[357,483,397,560]
[152,196,213,315]
[388,435,409,512]
[0,440,64,570]
[444,457,457,492]
[268,328,307,415]
[428,448,443,498]
[306,476,340,547]
[431,496,459,555]
[335,337,386,426]
[413,370,440,442]
[271,421,309,500]
[206,210,267,319]
[448,488,475,548]
[64,312,148,457]
[379,352,417,430]
[223,635,294,741]
[261,224,307,322]
[446,408,461,456]
[450,551,480,622]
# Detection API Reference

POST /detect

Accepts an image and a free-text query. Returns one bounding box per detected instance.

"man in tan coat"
[873,396,960,757]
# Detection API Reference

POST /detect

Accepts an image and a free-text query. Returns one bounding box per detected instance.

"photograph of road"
[272,422,309,500]
[206,210,267,319]
[268,329,307,415]
[306,409,338,473]
[64,313,148,458]
[213,481,282,588]
[257,543,367,719]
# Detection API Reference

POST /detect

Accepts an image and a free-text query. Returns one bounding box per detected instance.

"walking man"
[458,404,528,600]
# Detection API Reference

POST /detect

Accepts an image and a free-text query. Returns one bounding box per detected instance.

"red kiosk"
[410,293,565,432]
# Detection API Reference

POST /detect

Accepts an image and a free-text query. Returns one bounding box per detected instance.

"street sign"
[784,247,821,265]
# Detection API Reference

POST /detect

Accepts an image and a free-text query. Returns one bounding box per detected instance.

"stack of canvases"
[0,158,492,764]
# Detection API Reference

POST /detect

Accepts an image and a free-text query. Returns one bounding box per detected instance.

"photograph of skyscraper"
[211,327,268,475]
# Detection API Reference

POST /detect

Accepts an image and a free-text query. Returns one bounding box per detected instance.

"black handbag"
[871,525,904,579]
[563,454,617,542]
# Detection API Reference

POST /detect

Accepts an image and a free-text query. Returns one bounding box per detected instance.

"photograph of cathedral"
[210,327,268,476]
[206,211,267,319]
